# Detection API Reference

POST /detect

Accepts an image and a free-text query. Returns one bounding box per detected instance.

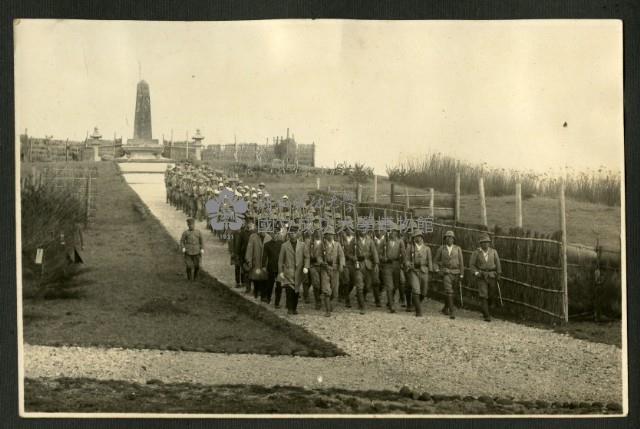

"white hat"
[282,195,289,200]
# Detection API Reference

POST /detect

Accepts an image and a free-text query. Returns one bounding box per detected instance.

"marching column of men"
[169,162,504,321]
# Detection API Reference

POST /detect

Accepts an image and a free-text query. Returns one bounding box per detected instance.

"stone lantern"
[90,126,102,161]
[192,129,205,161]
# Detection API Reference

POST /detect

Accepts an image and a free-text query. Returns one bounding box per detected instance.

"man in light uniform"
[381,224,406,313]
[352,228,379,314]
[321,225,345,316]
[434,230,464,319]
[469,233,502,322]
[405,230,433,317]
[180,218,204,281]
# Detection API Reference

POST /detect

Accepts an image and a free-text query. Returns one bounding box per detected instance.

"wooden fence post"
[405,187,410,209]
[559,181,569,323]
[515,182,523,228]
[390,183,395,204]
[479,176,487,227]
[29,138,33,162]
[454,172,460,223]
[357,184,362,203]
[373,175,378,203]
[85,175,92,226]
[429,188,435,218]
[316,177,320,190]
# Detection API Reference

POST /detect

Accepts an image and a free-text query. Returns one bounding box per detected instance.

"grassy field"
[22,162,342,357]
[240,172,621,249]
[25,378,622,414]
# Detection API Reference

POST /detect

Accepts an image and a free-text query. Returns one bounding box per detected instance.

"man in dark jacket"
[263,231,284,305]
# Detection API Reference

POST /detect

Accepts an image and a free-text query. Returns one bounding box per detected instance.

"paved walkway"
[23,170,624,403]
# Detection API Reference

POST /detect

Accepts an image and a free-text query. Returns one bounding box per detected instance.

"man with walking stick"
[469,233,502,322]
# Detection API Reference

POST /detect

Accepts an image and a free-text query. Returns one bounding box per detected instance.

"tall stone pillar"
[134,80,153,140]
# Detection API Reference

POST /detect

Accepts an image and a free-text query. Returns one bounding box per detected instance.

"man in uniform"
[337,216,354,306]
[352,227,379,314]
[469,233,502,322]
[308,227,326,310]
[321,225,345,316]
[373,226,386,306]
[381,224,406,313]
[405,230,433,317]
[278,225,309,315]
[180,217,204,281]
[434,230,464,319]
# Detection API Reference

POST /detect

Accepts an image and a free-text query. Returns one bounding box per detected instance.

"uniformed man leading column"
[180,217,204,280]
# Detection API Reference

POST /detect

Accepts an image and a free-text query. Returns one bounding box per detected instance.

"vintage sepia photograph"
[14,19,626,417]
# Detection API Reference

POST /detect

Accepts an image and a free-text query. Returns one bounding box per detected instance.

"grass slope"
[22,162,341,356]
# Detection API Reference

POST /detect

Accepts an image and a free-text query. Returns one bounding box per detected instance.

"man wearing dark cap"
[381,224,406,313]
[469,233,502,321]
[278,225,309,315]
[321,225,345,316]
[405,230,433,317]
[180,217,204,280]
[434,230,464,318]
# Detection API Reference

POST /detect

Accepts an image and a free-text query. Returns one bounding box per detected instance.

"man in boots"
[405,230,433,317]
[469,233,502,321]
[321,225,345,317]
[381,224,406,313]
[353,228,379,314]
[434,230,464,319]
[180,217,204,281]
[278,226,309,315]
[308,228,326,311]
[340,221,357,309]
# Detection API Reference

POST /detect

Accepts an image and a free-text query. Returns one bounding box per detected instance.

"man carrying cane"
[278,225,309,315]
[180,217,204,281]
[469,233,502,322]
[433,230,464,319]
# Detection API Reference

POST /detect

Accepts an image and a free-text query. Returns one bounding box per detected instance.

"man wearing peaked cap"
[470,233,502,322]
[434,230,464,319]
[404,229,432,317]
[180,217,204,281]
[381,222,406,313]
[320,225,345,316]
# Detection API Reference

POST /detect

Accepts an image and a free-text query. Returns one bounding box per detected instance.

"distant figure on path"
[180,217,204,280]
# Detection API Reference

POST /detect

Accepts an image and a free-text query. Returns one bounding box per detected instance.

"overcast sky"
[14,19,623,175]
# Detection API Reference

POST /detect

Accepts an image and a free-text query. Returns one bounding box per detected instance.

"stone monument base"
[118,139,170,162]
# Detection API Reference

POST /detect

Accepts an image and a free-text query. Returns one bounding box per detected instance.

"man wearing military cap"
[320,225,345,316]
[405,230,433,317]
[339,217,357,307]
[434,230,464,319]
[381,223,406,313]
[180,218,204,281]
[352,227,379,314]
[278,225,310,315]
[469,233,502,321]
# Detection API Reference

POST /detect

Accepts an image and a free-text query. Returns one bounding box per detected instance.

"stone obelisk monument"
[120,80,164,161]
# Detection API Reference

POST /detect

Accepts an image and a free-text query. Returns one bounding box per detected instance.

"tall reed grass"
[386,153,620,206]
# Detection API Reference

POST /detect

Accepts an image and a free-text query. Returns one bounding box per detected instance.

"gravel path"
[24,174,623,403]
